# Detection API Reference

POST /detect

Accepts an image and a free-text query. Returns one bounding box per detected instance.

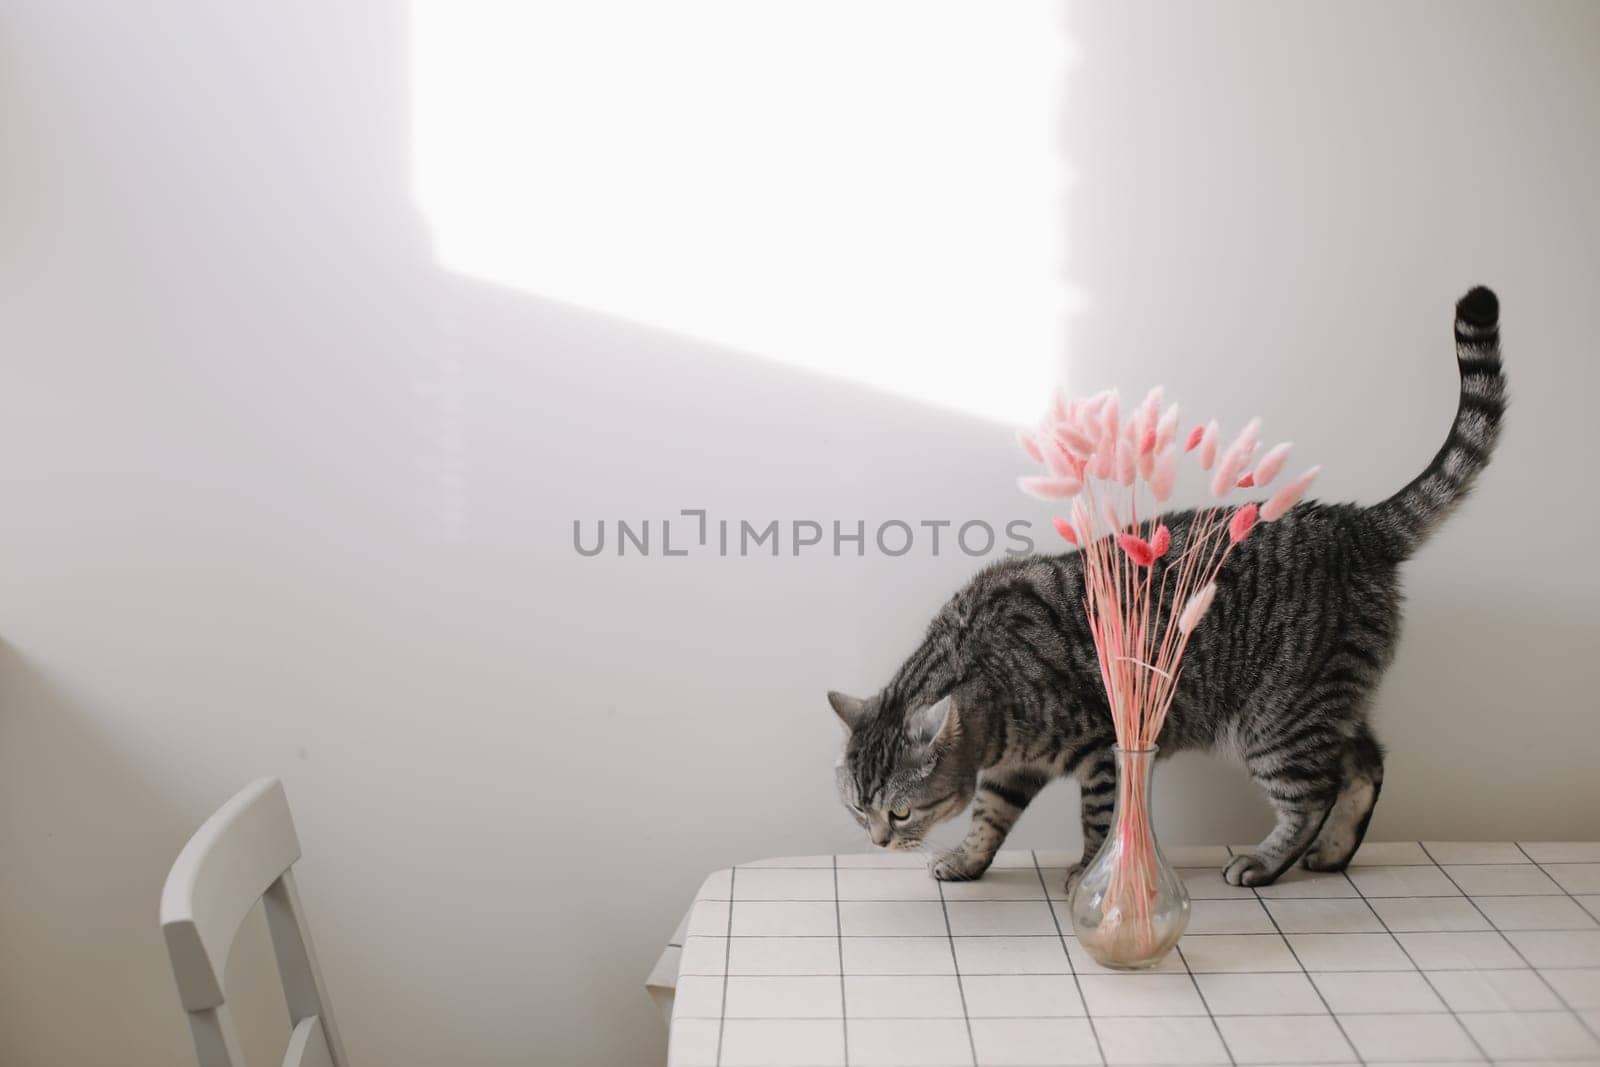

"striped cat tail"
[1368,287,1508,560]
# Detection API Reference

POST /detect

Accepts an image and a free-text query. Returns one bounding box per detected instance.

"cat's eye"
[889,806,911,820]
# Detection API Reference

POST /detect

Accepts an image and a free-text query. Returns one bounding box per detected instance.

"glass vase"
[1068,746,1189,969]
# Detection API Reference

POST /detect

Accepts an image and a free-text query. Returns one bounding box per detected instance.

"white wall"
[2,3,1596,1066]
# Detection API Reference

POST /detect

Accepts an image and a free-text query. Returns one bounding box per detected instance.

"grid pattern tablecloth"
[665,842,1600,1066]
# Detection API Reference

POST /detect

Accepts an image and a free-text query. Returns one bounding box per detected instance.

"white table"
[650,842,1600,1066]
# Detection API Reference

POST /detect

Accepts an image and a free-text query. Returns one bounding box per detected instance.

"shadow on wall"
[0,642,282,1067]
[0,643,176,1066]
[0,5,1069,1067]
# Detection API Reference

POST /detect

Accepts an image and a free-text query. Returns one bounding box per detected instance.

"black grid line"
[676,963,1600,977]
[701,924,1596,935]
[736,854,1588,869]
[1417,840,1600,1047]
[1031,850,1106,1066]
[1338,842,1493,1064]
[674,1006,1592,1020]
[1499,843,1600,1045]
[714,866,735,1067]
[675,846,1600,1067]
[1231,845,1366,1067]
[832,855,848,1067]
[934,876,979,1067]
[688,897,1600,914]
[1170,898,1236,1063]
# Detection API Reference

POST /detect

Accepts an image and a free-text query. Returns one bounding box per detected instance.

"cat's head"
[828,689,977,851]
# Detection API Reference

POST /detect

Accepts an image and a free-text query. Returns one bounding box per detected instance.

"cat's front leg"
[1065,746,1117,890]
[931,766,1049,881]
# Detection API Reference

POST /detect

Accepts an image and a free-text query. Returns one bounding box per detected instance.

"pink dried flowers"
[1015,387,1319,751]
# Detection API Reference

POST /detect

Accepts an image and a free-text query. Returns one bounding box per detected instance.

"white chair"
[160,778,350,1067]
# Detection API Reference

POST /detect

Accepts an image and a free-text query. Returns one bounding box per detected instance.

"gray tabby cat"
[831,288,1506,887]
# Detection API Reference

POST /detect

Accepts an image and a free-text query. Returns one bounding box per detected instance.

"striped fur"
[833,289,1508,888]
[1368,286,1507,558]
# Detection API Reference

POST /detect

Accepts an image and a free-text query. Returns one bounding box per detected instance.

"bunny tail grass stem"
[1021,387,1305,968]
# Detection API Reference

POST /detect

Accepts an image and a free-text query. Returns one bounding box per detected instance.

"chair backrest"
[161,779,350,1067]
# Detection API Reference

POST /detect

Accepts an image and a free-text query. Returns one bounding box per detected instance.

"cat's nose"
[869,826,892,847]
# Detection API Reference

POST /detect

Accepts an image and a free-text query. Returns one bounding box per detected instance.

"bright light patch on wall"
[411,2,1061,423]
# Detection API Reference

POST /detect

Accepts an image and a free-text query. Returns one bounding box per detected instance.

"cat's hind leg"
[1301,722,1385,872]
[1224,717,1344,887]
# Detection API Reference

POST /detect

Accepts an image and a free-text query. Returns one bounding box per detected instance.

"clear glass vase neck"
[1068,742,1188,969]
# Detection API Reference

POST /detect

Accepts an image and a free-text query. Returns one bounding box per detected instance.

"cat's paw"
[1299,841,1353,873]
[930,848,990,882]
[1063,861,1087,897]
[1222,852,1282,887]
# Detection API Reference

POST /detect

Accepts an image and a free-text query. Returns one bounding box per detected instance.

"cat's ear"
[907,694,959,748]
[828,691,868,731]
